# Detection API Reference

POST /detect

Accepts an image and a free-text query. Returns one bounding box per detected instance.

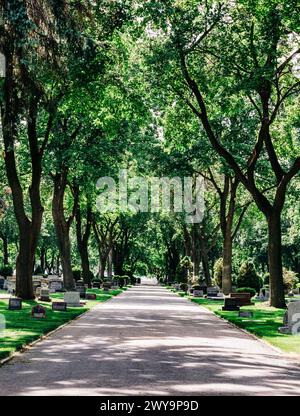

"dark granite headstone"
[8,297,22,310]
[52,302,67,311]
[222,298,240,311]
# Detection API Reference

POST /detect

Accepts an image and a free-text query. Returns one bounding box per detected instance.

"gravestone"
[229,292,253,306]
[257,288,269,301]
[92,282,100,289]
[31,304,46,318]
[35,286,41,298]
[7,281,15,294]
[85,293,97,300]
[52,302,67,311]
[49,280,63,293]
[222,298,240,311]
[39,288,51,302]
[76,280,84,287]
[76,286,86,299]
[193,290,203,297]
[8,298,22,310]
[278,300,300,335]
[239,311,253,318]
[207,287,219,298]
[64,291,81,307]
[0,277,5,290]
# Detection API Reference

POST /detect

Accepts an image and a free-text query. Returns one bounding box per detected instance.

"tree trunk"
[75,201,92,287]
[267,212,286,308]
[52,171,74,291]
[1,234,9,265]
[199,226,212,286]
[222,230,232,294]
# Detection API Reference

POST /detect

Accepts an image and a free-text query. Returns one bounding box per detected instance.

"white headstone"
[0,54,5,78]
[64,291,81,307]
[279,300,300,335]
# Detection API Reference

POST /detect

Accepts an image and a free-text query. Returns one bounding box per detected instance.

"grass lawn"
[0,287,126,361]
[168,288,300,355]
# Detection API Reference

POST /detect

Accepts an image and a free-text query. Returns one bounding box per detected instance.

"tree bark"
[267,212,286,308]
[52,168,76,290]
[75,198,92,287]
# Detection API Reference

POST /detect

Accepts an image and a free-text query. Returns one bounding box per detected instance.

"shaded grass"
[0,287,126,361]
[165,287,300,355]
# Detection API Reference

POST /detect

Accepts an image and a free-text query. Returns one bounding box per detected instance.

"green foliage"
[213,258,223,287]
[237,261,262,292]
[72,268,82,281]
[283,268,298,292]
[34,265,43,275]
[236,287,256,298]
[180,282,188,292]
[0,265,13,278]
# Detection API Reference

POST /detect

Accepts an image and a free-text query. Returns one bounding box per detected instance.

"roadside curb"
[166,287,300,363]
[0,288,127,368]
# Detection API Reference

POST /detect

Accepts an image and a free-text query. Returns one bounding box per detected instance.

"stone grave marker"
[222,298,240,311]
[278,300,300,335]
[31,304,46,318]
[239,311,253,318]
[92,282,100,289]
[85,293,97,300]
[229,292,253,306]
[7,281,15,294]
[8,298,22,310]
[76,286,86,299]
[39,288,51,302]
[64,291,81,307]
[49,280,63,293]
[52,302,67,311]
[207,287,219,298]
[193,290,203,297]
[0,277,5,290]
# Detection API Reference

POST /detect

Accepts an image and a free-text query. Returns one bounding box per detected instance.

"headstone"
[76,286,86,299]
[239,311,253,318]
[7,281,15,294]
[92,282,100,289]
[64,291,81,307]
[85,293,97,300]
[52,302,67,311]
[278,300,300,335]
[193,290,203,297]
[49,280,63,293]
[222,298,240,311]
[35,286,41,298]
[76,280,84,287]
[31,304,46,318]
[0,277,5,290]
[207,287,219,298]
[39,288,51,302]
[229,292,253,306]
[257,288,269,301]
[8,298,22,310]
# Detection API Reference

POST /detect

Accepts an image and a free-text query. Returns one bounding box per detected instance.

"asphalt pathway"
[0,285,300,395]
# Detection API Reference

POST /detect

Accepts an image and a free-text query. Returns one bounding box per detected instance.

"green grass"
[168,289,300,355]
[0,287,126,361]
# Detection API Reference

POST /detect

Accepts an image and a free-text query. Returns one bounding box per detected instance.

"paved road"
[0,286,300,396]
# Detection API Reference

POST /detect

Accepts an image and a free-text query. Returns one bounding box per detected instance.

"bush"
[180,282,188,292]
[263,272,270,285]
[283,268,298,292]
[237,261,262,293]
[34,265,43,275]
[213,258,223,287]
[0,265,13,277]
[72,268,82,281]
[236,287,256,298]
